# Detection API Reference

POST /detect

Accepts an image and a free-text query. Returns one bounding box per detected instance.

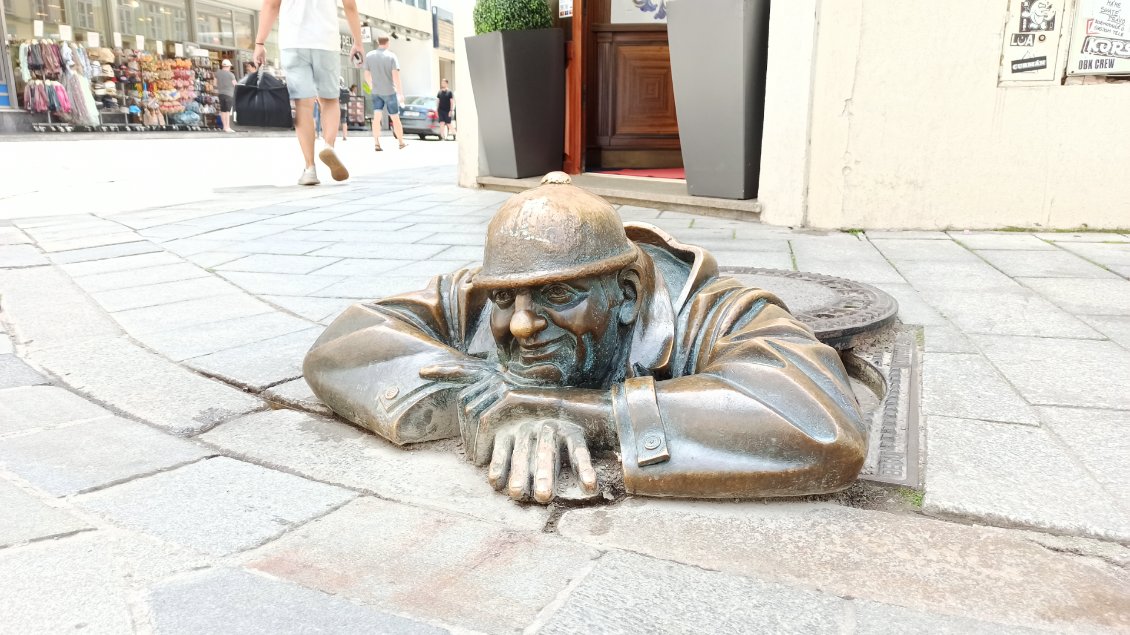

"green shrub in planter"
[473,0,553,35]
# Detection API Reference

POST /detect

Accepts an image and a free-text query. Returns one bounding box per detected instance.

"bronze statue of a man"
[304,173,867,504]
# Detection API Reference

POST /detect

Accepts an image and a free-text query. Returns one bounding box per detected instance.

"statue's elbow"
[810,421,868,492]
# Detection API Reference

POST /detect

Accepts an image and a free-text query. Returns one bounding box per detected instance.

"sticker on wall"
[87,32,100,47]
[136,35,145,50]
[611,0,667,24]
[174,43,184,58]
[113,32,122,48]
[560,0,573,18]
[58,25,73,42]
[1066,0,1130,74]
[999,0,1067,82]
[33,20,44,37]
[361,25,372,43]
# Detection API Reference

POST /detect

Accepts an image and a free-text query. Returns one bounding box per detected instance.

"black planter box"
[668,0,771,200]
[466,28,565,179]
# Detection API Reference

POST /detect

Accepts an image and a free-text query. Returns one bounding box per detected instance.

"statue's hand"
[419,360,532,457]
[487,419,598,504]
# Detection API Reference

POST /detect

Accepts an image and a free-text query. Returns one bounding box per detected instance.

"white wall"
[759,0,1130,230]
[454,0,482,187]
[391,37,435,96]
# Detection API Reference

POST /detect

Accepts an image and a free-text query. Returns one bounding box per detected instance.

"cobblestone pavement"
[1,164,1129,633]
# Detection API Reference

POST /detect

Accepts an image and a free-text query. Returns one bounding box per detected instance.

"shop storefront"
[0,0,260,131]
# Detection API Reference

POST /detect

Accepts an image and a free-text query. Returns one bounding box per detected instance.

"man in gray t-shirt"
[364,35,406,150]
[215,59,238,133]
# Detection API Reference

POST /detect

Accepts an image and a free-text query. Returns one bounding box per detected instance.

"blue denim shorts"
[372,93,400,116]
[282,48,340,100]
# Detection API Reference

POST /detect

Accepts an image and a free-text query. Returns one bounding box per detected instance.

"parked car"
[398,96,445,140]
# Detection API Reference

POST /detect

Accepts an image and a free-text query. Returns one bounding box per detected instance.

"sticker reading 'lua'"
[999,0,1067,82]
[1067,0,1130,75]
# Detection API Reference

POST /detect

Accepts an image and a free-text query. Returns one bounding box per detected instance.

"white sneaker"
[298,167,320,186]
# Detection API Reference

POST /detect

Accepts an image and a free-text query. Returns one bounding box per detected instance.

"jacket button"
[384,386,399,400]
[642,432,662,450]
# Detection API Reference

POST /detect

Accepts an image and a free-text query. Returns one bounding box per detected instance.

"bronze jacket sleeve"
[613,277,867,498]
[302,269,488,445]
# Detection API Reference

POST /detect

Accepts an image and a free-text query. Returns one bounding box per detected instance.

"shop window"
[69,0,106,33]
[233,11,253,50]
[33,0,67,24]
[196,3,234,48]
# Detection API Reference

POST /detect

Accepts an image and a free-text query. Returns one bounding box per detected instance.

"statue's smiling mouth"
[516,337,567,363]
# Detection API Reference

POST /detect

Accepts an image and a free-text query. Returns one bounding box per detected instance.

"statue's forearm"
[509,387,619,450]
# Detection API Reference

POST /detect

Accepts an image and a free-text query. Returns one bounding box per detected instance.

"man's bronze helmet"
[475,172,638,288]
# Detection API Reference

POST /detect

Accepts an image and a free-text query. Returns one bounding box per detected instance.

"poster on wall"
[611,0,667,23]
[560,0,573,18]
[999,0,1067,82]
[1066,0,1130,74]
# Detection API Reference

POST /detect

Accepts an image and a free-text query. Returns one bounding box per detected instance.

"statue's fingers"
[565,432,598,495]
[419,363,484,383]
[533,424,559,504]
[507,430,535,501]
[487,433,513,491]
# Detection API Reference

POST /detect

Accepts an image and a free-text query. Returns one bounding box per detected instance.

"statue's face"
[488,274,625,388]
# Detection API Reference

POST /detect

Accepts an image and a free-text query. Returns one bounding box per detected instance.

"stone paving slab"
[922,352,1038,425]
[0,226,32,245]
[90,275,243,313]
[949,232,1057,250]
[924,415,1130,543]
[77,457,356,556]
[1037,232,1130,243]
[57,251,184,277]
[0,267,124,351]
[1020,277,1130,315]
[556,499,1130,631]
[977,249,1118,279]
[71,261,211,293]
[0,533,135,634]
[245,497,598,634]
[148,568,450,635]
[1080,314,1130,349]
[1057,241,1130,267]
[0,416,209,496]
[215,254,343,275]
[200,409,550,530]
[872,238,983,262]
[31,335,265,435]
[261,294,358,323]
[110,293,276,334]
[261,377,331,415]
[922,323,980,353]
[311,274,435,299]
[871,282,947,326]
[0,244,48,267]
[892,259,1018,291]
[218,271,345,296]
[975,334,1130,410]
[1039,406,1130,510]
[0,353,49,388]
[537,550,846,634]
[37,231,146,253]
[920,288,1104,339]
[138,311,313,362]
[0,480,91,547]
[183,326,321,390]
[46,240,163,264]
[0,385,115,437]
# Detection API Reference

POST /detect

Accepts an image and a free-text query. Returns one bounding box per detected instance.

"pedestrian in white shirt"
[254,0,364,186]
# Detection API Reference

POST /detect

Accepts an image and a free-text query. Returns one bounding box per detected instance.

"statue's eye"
[492,290,514,306]
[543,284,574,304]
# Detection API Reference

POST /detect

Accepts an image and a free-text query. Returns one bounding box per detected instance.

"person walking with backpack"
[253,0,364,185]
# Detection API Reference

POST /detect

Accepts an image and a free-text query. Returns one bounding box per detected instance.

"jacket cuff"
[612,376,670,471]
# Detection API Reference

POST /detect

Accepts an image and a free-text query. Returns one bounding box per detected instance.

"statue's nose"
[510,309,548,339]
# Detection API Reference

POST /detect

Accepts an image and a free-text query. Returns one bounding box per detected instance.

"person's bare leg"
[318,97,340,148]
[438,122,447,139]
[391,114,406,147]
[317,97,349,181]
[372,111,383,149]
[294,98,316,167]
[341,112,348,140]
[220,111,232,132]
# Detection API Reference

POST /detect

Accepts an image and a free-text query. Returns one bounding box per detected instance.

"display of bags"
[234,67,292,128]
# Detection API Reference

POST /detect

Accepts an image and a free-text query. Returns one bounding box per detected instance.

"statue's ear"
[618,269,643,325]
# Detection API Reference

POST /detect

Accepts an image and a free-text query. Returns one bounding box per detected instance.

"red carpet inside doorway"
[595,167,686,180]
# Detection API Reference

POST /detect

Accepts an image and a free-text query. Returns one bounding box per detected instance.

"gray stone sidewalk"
[1,165,1128,633]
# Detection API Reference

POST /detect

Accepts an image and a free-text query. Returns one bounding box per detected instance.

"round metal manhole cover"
[719,267,899,349]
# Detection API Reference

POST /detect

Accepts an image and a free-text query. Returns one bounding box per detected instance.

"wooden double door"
[565,1,681,172]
